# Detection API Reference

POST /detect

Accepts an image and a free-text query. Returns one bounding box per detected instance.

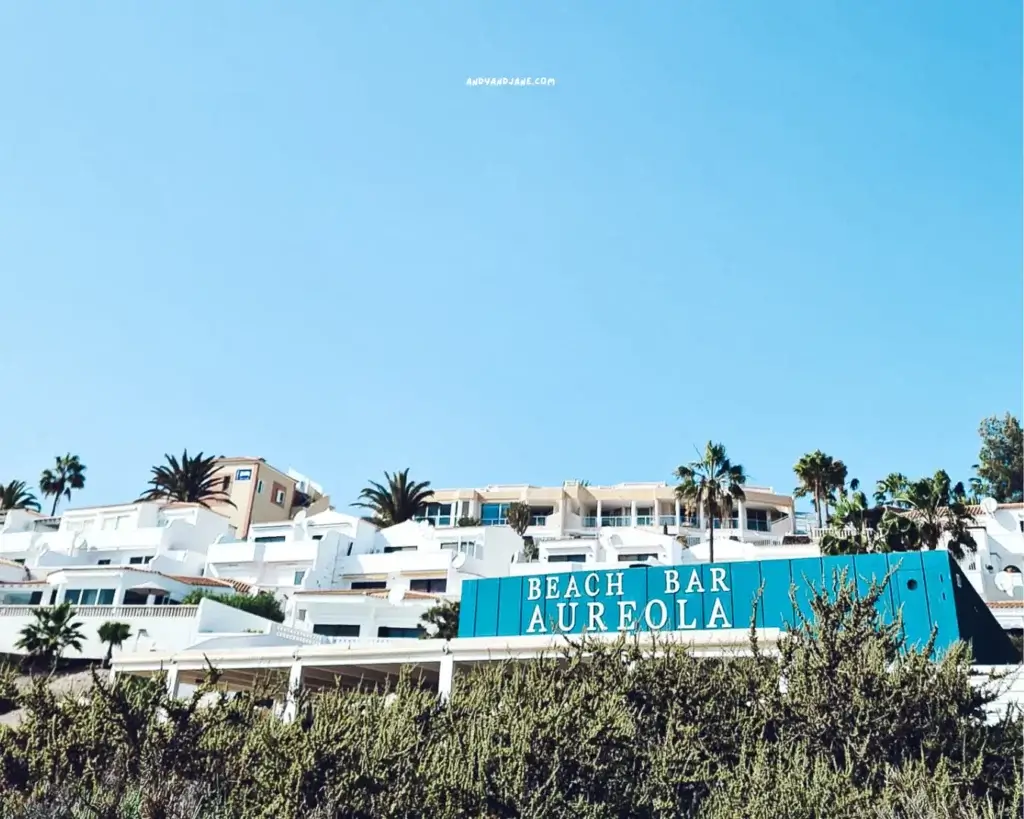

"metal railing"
[635,515,654,526]
[269,623,330,646]
[0,604,200,618]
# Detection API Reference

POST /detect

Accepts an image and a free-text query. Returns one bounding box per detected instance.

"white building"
[1,493,1022,667]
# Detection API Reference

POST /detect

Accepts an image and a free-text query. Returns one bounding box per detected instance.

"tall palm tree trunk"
[103,643,113,668]
[707,501,715,564]
[50,494,60,517]
[815,483,824,528]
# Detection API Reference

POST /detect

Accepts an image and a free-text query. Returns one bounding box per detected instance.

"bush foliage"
[0,579,1020,818]
[179,589,285,623]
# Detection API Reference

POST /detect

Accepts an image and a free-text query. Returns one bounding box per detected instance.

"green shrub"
[0,577,1019,818]
[180,589,285,623]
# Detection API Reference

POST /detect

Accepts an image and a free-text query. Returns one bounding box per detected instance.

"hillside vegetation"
[0,579,1020,818]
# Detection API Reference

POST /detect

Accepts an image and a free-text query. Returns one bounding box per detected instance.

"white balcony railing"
[268,623,330,646]
[0,604,200,619]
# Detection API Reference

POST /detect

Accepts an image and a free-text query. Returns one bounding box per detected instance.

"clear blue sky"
[1,2,1020,513]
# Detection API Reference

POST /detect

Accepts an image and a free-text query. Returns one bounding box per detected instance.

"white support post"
[165,665,180,699]
[283,661,303,723]
[675,498,682,529]
[596,500,602,530]
[737,500,747,536]
[630,500,637,527]
[438,655,455,702]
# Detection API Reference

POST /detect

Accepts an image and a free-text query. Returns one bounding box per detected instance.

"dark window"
[29,591,42,605]
[97,559,111,566]
[377,626,424,639]
[313,624,360,637]
[13,559,25,566]
[351,581,387,591]
[618,553,657,563]
[383,545,417,554]
[312,534,324,541]
[254,535,287,544]
[98,589,116,605]
[128,557,145,565]
[410,578,447,594]
[548,554,586,563]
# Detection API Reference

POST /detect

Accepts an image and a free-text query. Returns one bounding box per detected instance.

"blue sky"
[0,2,1020,513]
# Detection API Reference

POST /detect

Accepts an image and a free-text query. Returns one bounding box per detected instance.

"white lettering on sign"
[519,566,733,635]
[710,567,729,592]
[617,600,637,631]
[677,598,698,629]
[706,597,731,629]
[527,604,547,633]
[644,599,668,630]
[557,602,578,631]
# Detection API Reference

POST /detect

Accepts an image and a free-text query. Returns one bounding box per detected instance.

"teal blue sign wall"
[457,551,1016,664]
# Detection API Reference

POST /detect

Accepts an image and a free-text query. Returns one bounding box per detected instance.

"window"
[144,555,153,564]
[383,545,417,553]
[293,570,306,585]
[297,609,306,622]
[64,589,83,604]
[377,626,423,639]
[129,557,145,565]
[746,509,770,532]
[98,589,115,605]
[481,503,510,526]
[256,479,264,494]
[548,554,586,563]
[312,534,324,541]
[351,581,387,591]
[80,589,98,605]
[618,553,658,563]
[255,535,287,544]
[270,482,287,507]
[97,559,111,566]
[235,468,253,481]
[13,559,24,566]
[314,624,360,637]
[410,578,447,594]
[414,502,453,527]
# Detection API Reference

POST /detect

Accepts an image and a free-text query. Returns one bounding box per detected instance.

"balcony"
[636,516,654,526]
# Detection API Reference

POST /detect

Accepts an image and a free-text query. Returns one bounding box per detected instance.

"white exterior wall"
[0,598,277,662]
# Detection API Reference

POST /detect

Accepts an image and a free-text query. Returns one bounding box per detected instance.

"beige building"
[421,480,797,540]
[208,458,330,538]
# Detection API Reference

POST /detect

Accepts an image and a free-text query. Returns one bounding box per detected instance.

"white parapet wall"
[0,599,290,663]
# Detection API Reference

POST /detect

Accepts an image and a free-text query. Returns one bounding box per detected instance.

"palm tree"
[39,454,87,516]
[793,451,836,528]
[15,602,86,672]
[505,501,537,561]
[0,480,41,512]
[892,470,977,561]
[419,599,460,640]
[137,450,235,509]
[97,621,132,668]
[354,469,433,527]
[820,479,884,556]
[874,472,909,508]
[673,442,747,564]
